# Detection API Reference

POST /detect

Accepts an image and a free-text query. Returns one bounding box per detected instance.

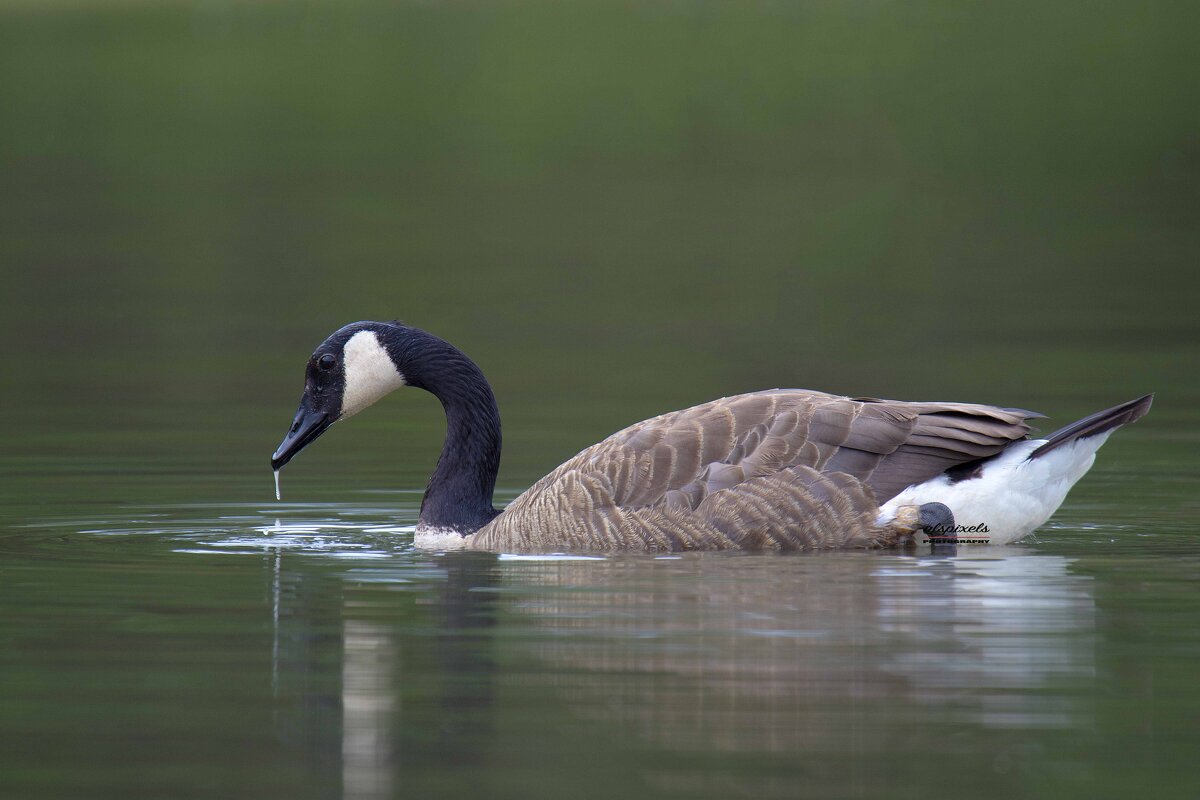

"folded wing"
[475,389,1038,550]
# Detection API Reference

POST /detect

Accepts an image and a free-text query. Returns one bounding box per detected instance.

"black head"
[271,321,408,471]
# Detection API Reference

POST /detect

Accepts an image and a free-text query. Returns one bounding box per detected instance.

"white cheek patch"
[340,330,406,418]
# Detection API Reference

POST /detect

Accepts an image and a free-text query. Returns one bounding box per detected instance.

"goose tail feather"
[1028,394,1153,461]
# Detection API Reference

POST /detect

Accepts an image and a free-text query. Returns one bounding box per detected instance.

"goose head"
[271,321,407,471]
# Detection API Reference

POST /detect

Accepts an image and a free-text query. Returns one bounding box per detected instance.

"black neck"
[387,327,502,534]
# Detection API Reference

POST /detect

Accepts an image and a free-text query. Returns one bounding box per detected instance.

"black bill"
[271,403,334,470]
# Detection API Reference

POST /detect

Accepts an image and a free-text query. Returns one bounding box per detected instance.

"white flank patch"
[414,527,469,550]
[340,330,406,418]
[877,432,1114,546]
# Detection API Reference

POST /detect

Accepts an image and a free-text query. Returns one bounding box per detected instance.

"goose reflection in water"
[496,551,1095,750]
[267,551,500,800]
[265,547,1095,798]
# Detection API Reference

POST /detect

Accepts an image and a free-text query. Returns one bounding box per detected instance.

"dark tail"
[1027,394,1153,461]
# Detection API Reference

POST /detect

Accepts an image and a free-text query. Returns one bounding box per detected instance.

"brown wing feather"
[471,389,1036,551]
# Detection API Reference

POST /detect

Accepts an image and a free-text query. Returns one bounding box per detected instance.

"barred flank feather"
[471,390,1036,551]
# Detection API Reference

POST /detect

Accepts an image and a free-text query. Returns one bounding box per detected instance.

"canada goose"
[271,321,1153,551]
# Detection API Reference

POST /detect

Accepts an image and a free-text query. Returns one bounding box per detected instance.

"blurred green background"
[1,0,1196,502]
[2,5,1199,800]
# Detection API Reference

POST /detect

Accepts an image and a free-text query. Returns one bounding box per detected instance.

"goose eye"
[318,354,337,371]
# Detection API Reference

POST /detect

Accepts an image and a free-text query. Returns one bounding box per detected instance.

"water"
[3,430,1199,799]
[2,1,1199,797]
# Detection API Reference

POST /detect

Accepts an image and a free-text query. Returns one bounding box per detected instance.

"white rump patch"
[341,330,406,418]
[877,432,1114,546]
